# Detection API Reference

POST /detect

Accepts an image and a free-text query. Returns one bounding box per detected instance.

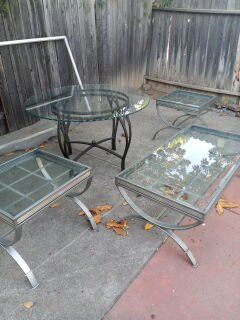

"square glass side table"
[0,149,97,288]
[116,125,240,266]
[153,90,217,139]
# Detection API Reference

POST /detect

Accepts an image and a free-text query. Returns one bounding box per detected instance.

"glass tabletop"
[0,150,90,223]
[24,85,150,122]
[118,125,240,214]
[157,90,216,111]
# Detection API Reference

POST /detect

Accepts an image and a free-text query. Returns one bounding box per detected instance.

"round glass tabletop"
[24,84,150,122]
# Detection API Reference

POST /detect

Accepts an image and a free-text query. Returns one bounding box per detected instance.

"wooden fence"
[1,0,240,135]
[146,0,240,97]
[0,0,151,134]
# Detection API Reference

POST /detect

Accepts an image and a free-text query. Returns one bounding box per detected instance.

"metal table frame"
[0,149,97,289]
[153,90,217,140]
[116,125,240,266]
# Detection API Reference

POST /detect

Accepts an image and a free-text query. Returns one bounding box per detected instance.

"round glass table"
[24,85,150,170]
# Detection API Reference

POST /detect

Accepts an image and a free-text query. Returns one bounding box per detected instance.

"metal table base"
[57,116,132,170]
[153,90,217,140]
[0,150,96,289]
[116,125,240,267]
[0,184,97,289]
[152,107,207,140]
[117,186,199,267]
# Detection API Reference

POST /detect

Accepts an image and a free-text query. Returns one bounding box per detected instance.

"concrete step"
[0,120,57,155]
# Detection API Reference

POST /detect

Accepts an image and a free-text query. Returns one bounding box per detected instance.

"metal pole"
[0,36,66,46]
[63,37,91,110]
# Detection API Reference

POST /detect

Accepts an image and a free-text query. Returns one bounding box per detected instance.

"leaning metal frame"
[0,36,90,110]
[0,149,97,289]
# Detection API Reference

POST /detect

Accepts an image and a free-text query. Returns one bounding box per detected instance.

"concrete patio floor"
[0,97,240,320]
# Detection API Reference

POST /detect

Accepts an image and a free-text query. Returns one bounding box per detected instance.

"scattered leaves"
[144,223,154,231]
[106,219,129,236]
[23,301,34,309]
[79,204,113,225]
[49,203,60,209]
[216,198,239,215]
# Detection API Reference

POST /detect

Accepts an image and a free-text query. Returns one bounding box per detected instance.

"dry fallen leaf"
[216,200,224,215]
[90,204,113,215]
[94,214,102,224]
[106,219,127,229]
[39,144,46,149]
[216,198,239,215]
[112,227,127,236]
[144,223,154,231]
[50,203,60,209]
[79,204,113,217]
[79,204,113,226]
[23,301,34,309]
[106,219,129,236]
[122,201,128,206]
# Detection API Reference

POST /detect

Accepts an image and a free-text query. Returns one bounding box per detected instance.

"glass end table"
[0,149,97,288]
[116,125,240,266]
[153,90,217,139]
[25,85,150,170]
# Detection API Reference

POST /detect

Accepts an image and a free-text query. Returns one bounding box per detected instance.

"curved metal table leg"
[172,113,195,127]
[152,105,181,140]
[67,178,98,231]
[118,186,199,266]
[160,229,198,267]
[0,227,39,289]
[119,116,132,170]
[68,196,98,231]
[111,118,119,151]
[1,245,39,288]
[57,120,72,158]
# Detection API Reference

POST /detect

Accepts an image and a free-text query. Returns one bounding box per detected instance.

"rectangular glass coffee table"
[116,125,240,266]
[153,90,217,139]
[0,149,97,288]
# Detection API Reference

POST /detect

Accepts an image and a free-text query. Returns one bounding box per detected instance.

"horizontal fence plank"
[152,7,240,15]
[145,75,240,97]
